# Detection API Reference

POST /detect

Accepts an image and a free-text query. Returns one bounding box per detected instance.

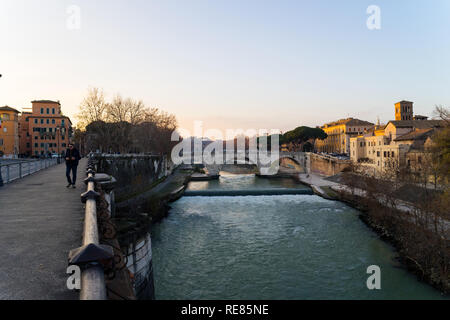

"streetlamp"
[56,126,60,155]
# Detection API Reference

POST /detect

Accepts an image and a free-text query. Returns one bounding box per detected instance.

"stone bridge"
[195,151,310,176]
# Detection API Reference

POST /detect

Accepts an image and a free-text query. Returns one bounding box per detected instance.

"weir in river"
[151,172,446,300]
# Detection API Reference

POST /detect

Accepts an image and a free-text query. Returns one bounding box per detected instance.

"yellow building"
[0,106,20,157]
[315,118,374,155]
[350,101,445,177]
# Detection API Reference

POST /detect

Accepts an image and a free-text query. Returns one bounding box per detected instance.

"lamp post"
[56,126,60,155]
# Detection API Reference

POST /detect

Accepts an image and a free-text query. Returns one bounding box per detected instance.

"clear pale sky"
[1,0,449,135]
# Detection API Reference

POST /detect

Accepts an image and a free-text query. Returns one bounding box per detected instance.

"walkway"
[0,159,86,300]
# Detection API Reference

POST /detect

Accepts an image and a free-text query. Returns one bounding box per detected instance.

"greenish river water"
[151,173,446,299]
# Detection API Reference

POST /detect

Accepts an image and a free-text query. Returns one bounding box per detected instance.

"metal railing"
[0,158,59,186]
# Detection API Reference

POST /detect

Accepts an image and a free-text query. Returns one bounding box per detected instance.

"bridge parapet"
[195,151,310,175]
[68,156,114,300]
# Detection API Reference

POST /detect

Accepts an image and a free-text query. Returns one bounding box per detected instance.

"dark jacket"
[65,148,81,166]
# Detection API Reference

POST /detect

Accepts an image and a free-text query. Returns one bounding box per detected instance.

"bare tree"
[433,105,450,124]
[106,95,127,123]
[105,95,147,125]
[79,89,178,155]
[76,87,108,129]
[125,98,146,125]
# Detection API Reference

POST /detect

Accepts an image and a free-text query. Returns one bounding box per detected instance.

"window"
[52,119,55,124]
[52,108,55,114]
[62,119,65,126]
[62,143,66,147]
[34,119,38,124]
[391,151,395,157]
[377,151,380,157]
[383,151,387,157]
[46,119,49,124]
[41,143,44,148]
[34,143,38,147]
[47,108,49,114]
[0,139,3,146]
[418,156,422,164]
[26,143,30,148]
[41,108,44,114]
[35,136,38,140]
[41,119,44,124]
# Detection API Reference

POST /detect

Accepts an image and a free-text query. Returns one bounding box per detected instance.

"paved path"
[0,159,86,300]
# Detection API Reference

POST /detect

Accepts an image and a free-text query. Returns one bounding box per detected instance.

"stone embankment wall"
[94,154,171,201]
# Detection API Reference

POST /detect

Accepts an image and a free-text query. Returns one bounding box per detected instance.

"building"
[18,100,72,157]
[315,118,374,155]
[350,101,444,176]
[395,100,414,121]
[0,106,20,157]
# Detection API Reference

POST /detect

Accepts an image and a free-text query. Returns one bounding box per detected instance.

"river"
[151,173,446,300]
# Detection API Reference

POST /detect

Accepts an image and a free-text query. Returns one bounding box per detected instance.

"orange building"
[0,106,20,157]
[19,100,72,157]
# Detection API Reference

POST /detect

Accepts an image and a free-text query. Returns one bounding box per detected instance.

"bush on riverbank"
[338,170,449,294]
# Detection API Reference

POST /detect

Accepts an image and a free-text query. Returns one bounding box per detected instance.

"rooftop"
[0,106,20,113]
[322,118,374,128]
[395,128,435,141]
[363,124,387,136]
[388,119,445,129]
[395,100,414,104]
[31,100,61,105]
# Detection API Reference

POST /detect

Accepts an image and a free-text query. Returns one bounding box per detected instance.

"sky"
[1,0,449,136]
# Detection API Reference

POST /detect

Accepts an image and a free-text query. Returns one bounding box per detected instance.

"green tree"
[282,126,327,151]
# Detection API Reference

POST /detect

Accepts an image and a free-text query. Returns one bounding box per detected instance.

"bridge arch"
[265,154,306,174]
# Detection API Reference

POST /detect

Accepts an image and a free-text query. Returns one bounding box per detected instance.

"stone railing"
[68,156,117,300]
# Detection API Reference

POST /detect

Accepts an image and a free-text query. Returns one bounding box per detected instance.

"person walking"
[65,143,81,188]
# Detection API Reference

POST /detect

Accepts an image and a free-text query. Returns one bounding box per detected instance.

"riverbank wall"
[94,154,171,203]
